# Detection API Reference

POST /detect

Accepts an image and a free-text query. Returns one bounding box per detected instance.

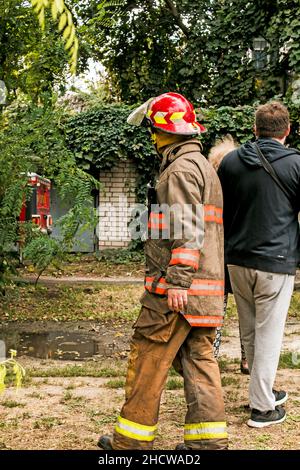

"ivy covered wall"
[64,102,300,202]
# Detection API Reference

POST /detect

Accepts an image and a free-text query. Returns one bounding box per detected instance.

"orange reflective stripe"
[172,248,199,255]
[184,315,223,327]
[170,248,200,270]
[170,258,198,268]
[145,276,167,295]
[145,277,224,296]
[204,205,223,224]
[148,222,168,229]
[148,212,168,230]
[188,279,224,296]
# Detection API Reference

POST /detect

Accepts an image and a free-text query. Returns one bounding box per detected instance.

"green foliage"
[105,378,126,388]
[63,100,300,205]
[200,105,256,154]
[64,104,158,201]
[279,351,300,369]
[28,364,126,378]
[201,100,300,153]
[80,0,300,106]
[30,0,79,74]
[166,378,183,390]
[0,100,99,287]
[0,0,72,103]
[96,247,144,265]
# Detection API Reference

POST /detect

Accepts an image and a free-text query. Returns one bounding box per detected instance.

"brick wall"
[98,160,137,248]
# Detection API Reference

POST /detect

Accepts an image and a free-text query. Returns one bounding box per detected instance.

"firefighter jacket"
[140,138,225,327]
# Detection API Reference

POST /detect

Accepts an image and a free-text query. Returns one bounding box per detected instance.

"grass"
[225,295,238,319]
[218,357,240,372]
[87,410,118,426]
[105,378,126,389]
[60,391,87,408]
[2,274,300,323]
[0,400,25,408]
[287,414,300,423]
[279,352,300,369]
[221,376,239,387]
[0,284,143,322]
[27,392,43,399]
[65,384,76,391]
[166,378,183,390]
[28,364,127,378]
[61,391,73,402]
[22,251,145,278]
[33,417,63,430]
[288,291,300,319]
[104,377,184,390]
[254,433,271,450]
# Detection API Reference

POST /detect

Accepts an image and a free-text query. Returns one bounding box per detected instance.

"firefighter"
[98,92,228,450]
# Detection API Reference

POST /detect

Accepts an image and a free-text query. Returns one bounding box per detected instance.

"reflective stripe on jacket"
[140,139,224,327]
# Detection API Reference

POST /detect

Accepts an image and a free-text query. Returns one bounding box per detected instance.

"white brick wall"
[98,160,137,248]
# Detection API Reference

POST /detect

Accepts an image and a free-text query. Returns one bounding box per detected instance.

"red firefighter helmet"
[146,92,206,135]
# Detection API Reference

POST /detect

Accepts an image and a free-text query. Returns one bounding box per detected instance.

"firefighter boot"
[98,434,113,450]
[175,443,189,450]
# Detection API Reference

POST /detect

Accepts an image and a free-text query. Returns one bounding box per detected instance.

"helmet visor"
[127,98,153,126]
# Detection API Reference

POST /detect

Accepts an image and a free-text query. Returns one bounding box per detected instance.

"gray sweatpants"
[228,265,294,411]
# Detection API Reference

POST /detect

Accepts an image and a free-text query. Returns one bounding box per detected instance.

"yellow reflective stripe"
[170,111,185,122]
[184,422,227,440]
[115,416,157,442]
[153,112,168,124]
[118,416,157,432]
[185,432,228,440]
[185,421,226,430]
[115,426,155,442]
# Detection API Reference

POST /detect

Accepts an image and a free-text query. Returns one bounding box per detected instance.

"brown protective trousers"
[112,307,227,450]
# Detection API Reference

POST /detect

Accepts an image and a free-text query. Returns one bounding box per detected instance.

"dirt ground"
[0,312,300,451]
[1,271,300,450]
[0,355,299,450]
[19,253,145,280]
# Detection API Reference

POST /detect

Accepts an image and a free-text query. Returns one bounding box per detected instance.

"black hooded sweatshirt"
[218,138,300,274]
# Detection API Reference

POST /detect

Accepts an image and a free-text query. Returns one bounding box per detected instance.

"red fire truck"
[19,173,52,234]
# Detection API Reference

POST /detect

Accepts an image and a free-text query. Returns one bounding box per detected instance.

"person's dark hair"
[255,101,290,138]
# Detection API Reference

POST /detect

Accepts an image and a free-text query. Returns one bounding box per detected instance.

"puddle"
[0,331,112,360]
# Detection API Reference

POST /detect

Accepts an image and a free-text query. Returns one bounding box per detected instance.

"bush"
[64,100,300,203]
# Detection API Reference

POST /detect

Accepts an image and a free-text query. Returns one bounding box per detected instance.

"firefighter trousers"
[112,307,228,450]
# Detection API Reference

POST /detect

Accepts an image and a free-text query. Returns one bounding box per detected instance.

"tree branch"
[164,0,190,37]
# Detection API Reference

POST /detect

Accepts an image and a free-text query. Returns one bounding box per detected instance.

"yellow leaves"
[0,364,6,393]
[58,12,67,31]
[30,0,79,74]
[65,26,76,50]
[67,9,73,26]
[0,351,26,393]
[38,8,45,29]
[51,0,58,21]
[9,349,17,359]
[55,0,64,14]
[63,25,71,41]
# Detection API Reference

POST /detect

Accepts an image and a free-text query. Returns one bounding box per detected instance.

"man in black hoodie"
[218,102,300,428]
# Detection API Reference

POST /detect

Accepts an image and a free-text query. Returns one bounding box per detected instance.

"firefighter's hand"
[167,289,188,312]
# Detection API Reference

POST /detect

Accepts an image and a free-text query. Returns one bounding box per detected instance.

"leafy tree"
[30,0,79,74]
[80,0,300,106]
[0,100,99,289]
[64,104,158,201]
[0,1,67,102]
